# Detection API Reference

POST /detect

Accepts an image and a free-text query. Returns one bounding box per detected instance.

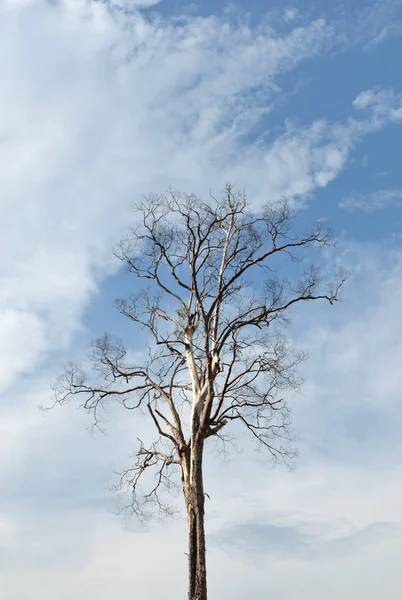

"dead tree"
[52,185,345,600]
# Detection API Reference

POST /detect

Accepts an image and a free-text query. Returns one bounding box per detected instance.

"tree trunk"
[183,439,207,600]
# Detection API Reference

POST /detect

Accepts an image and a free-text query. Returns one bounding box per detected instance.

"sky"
[1,0,402,597]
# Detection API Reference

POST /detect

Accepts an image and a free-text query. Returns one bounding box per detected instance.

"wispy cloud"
[353,87,402,123]
[355,0,402,46]
[340,189,402,211]
[211,519,402,561]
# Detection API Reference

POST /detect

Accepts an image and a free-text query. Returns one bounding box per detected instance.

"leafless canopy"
[52,185,345,520]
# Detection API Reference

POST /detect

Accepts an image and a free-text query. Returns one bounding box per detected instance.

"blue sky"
[1,0,402,598]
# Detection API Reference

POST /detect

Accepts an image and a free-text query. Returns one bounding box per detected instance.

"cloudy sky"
[1,0,402,597]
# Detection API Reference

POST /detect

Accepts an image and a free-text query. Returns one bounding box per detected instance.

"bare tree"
[52,185,345,600]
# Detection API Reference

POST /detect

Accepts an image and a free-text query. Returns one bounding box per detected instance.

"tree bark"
[183,440,207,600]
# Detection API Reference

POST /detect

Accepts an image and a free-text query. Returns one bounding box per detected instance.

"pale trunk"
[182,438,207,600]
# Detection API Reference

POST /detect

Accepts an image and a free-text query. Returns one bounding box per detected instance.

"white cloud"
[109,0,163,8]
[286,241,402,475]
[353,87,402,123]
[0,309,46,392]
[229,89,402,202]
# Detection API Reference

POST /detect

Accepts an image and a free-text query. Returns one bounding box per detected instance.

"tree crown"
[52,185,345,519]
